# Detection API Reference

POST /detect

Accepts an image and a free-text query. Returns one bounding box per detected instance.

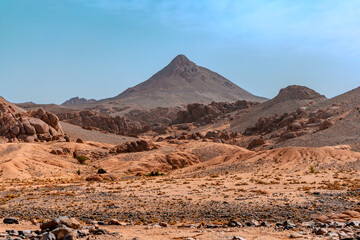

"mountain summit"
[110,54,266,109]
[169,54,192,67]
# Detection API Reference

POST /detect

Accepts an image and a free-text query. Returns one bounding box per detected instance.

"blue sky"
[1,0,360,103]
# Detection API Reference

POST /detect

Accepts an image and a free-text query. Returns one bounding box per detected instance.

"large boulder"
[319,119,333,130]
[247,137,265,149]
[113,140,155,154]
[40,216,80,231]
[0,99,65,141]
[28,117,50,134]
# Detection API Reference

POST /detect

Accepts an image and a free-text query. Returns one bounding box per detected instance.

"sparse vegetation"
[97,168,107,174]
[146,171,164,177]
[76,155,88,165]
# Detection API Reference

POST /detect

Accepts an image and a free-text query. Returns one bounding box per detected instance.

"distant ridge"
[62,97,96,106]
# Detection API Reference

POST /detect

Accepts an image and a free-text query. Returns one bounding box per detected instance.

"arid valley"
[0,54,360,240]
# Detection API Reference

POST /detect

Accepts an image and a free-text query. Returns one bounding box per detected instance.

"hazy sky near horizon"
[1,0,360,104]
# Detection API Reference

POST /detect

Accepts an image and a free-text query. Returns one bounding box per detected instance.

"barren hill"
[113,54,266,104]
[277,86,360,149]
[267,85,325,104]
[230,85,327,132]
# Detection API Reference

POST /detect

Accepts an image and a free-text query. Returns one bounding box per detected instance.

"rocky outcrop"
[110,140,156,154]
[57,110,147,136]
[86,174,118,182]
[174,100,257,125]
[124,107,180,134]
[57,100,257,136]
[0,99,64,142]
[319,119,333,130]
[158,130,240,145]
[247,137,265,149]
[244,104,339,143]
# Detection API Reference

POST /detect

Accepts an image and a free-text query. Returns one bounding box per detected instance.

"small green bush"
[97,168,107,174]
[76,155,88,165]
[146,170,164,177]
[76,170,81,175]
[309,165,316,173]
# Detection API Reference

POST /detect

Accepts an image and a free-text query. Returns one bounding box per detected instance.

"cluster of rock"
[85,174,118,182]
[124,106,180,128]
[244,105,338,142]
[1,216,119,239]
[4,210,360,240]
[110,140,156,154]
[177,211,360,239]
[306,210,360,239]
[174,100,257,125]
[247,137,265,149]
[0,100,64,142]
[38,99,258,138]
[157,130,240,144]
[57,110,147,136]
[50,147,72,156]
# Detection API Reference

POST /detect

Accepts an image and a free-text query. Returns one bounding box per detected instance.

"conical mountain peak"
[169,54,193,67]
[114,54,267,106]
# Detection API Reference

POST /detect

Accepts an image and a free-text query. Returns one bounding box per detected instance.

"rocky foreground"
[1,163,360,240]
[2,211,360,239]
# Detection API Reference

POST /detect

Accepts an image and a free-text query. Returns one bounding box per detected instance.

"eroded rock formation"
[0,99,64,142]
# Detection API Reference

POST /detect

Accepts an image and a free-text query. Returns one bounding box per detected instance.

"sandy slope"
[94,141,247,174]
[61,121,137,145]
[0,142,86,179]
[1,139,360,180]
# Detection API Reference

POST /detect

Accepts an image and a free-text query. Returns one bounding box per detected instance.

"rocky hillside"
[56,110,146,137]
[174,100,257,125]
[230,85,327,132]
[276,86,360,149]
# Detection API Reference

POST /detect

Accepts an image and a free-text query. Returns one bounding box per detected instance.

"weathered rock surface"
[247,137,265,149]
[85,174,119,182]
[57,110,146,136]
[174,100,257,125]
[110,140,156,154]
[40,216,80,231]
[244,104,338,143]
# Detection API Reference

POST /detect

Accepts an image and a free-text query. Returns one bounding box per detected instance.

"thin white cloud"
[76,0,360,54]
